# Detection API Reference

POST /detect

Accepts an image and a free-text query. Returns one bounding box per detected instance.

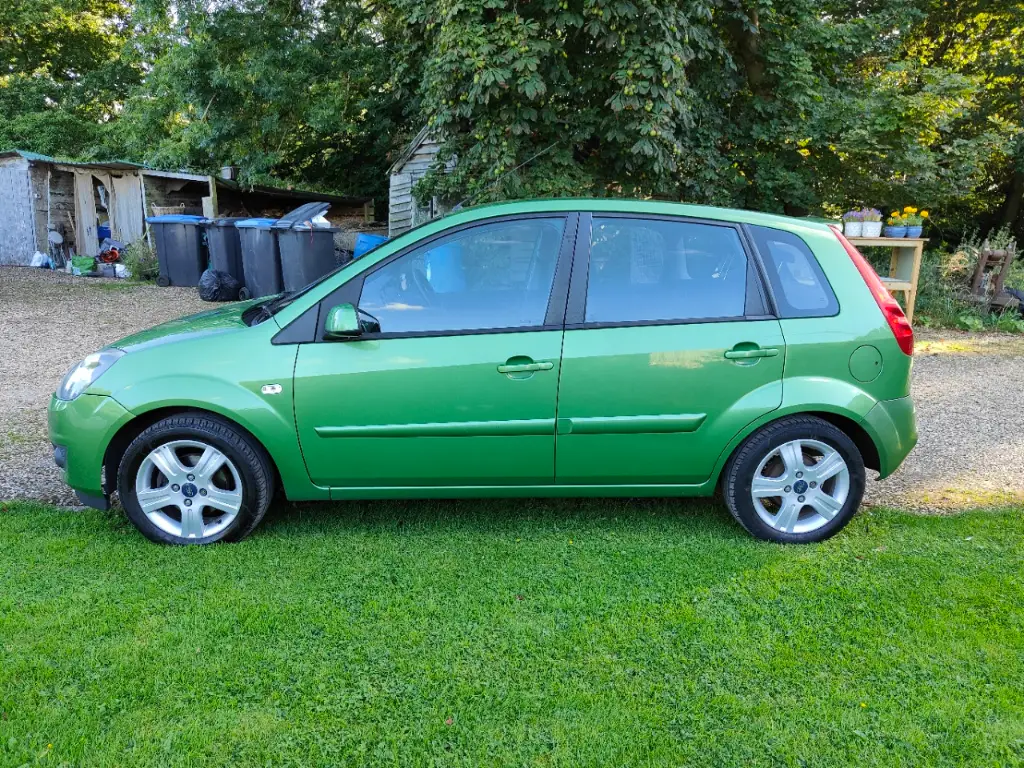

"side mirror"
[324,303,362,340]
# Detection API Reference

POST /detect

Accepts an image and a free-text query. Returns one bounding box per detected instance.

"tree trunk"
[999,169,1023,230]
[727,3,766,96]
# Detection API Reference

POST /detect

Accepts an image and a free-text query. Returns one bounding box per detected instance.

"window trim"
[310,212,579,342]
[742,223,841,319]
[565,211,774,330]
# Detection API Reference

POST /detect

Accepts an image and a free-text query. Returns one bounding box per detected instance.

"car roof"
[448,198,834,234]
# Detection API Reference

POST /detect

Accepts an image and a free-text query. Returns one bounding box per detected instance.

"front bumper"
[861,395,917,478]
[48,393,134,503]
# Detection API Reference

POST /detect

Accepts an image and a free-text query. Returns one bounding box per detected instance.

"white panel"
[74,170,99,257]
[0,165,36,265]
[110,173,144,243]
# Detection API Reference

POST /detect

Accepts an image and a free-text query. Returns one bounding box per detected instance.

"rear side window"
[749,225,838,318]
[585,217,750,323]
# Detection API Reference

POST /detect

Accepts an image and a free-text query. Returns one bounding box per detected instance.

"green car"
[48,199,916,545]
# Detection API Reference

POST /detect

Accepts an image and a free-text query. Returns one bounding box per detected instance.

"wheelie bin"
[235,218,283,299]
[146,214,208,287]
[278,224,341,292]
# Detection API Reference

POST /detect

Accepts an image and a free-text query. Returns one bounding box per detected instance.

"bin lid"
[146,214,208,224]
[235,218,280,229]
[207,217,249,227]
[272,202,332,230]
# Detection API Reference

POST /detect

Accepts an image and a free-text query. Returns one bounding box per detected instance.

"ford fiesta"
[49,200,917,545]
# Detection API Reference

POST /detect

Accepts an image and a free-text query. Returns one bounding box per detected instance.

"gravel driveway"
[2,265,1022,511]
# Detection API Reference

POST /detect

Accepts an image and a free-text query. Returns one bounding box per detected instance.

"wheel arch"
[103,406,285,497]
[711,407,881,491]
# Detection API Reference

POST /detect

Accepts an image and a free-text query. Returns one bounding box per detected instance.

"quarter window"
[585,217,749,323]
[748,225,838,317]
[359,218,565,334]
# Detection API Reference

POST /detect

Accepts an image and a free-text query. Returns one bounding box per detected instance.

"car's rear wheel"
[117,413,274,545]
[723,416,866,543]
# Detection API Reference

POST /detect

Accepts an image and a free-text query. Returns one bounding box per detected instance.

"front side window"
[585,217,749,323]
[359,218,565,334]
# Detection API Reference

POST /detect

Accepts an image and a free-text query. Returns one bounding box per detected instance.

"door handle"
[497,361,554,374]
[724,347,779,360]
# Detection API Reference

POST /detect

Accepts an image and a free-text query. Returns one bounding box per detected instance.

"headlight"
[56,349,124,401]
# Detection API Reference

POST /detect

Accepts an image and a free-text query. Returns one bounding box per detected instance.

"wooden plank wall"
[29,164,49,255]
[143,175,206,215]
[389,136,443,237]
[49,169,77,251]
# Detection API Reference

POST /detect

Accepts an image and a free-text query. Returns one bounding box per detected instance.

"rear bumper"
[48,393,134,501]
[861,395,917,478]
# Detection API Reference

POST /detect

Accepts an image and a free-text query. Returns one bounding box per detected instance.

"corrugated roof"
[0,148,371,204]
[0,148,145,171]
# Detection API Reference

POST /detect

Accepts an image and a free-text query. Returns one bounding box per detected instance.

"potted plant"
[842,209,864,237]
[861,208,883,237]
[902,206,927,237]
[884,211,908,238]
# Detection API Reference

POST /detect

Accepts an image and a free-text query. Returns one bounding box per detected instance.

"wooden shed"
[0,149,374,266]
[0,150,146,265]
[388,127,454,237]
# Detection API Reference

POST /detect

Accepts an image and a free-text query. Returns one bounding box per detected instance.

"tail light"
[829,225,913,356]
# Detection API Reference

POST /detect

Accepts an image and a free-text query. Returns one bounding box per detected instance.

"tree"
[0,0,138,157]
[392,0,1022,241]
[112,0,401,200]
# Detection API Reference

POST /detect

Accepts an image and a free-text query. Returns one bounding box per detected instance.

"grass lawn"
[1,499,1022,767]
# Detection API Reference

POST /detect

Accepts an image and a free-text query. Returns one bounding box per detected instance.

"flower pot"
[862,221,882,237]
[884,225,907,238]
[906,225,922,238]
[844,221,864,237]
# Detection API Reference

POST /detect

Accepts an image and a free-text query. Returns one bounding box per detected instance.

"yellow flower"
[903,205,914,212]
[890,211,899,217]
[921,210,929,218]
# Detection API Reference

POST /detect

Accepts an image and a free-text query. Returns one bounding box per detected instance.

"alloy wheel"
[134,440,243,540]
[750,438,850,535]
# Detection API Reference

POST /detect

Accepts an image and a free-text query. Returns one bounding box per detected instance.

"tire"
[116,413,275,545]
[722,415,866,544]
[156,275,170,287]
[238,287,251,300]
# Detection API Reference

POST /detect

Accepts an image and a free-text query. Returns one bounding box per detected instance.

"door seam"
[552,213,582,482]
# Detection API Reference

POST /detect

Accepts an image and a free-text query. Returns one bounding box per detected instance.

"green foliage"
[110,0,400,201]
[395,0,1022,241]
[121,239,159,282]
[0,0,139,157]
[1,0,1021,242]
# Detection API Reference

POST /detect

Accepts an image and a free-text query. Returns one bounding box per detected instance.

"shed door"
[0,164,36,265]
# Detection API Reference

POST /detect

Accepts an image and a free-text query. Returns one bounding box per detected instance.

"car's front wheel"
[117,413,274,545]
[723,415,866,543]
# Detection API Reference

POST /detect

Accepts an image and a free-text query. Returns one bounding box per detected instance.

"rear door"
[293,214,576,489]
[554,213,786,485]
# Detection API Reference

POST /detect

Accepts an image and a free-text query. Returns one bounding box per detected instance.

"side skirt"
[328,483,715,501]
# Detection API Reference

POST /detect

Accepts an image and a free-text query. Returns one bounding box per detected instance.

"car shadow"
[256,494,746,540]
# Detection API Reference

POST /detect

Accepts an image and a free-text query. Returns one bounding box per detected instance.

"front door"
[294,215,574,488]
[555,214,786,485]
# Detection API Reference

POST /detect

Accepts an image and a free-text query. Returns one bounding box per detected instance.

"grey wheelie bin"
[235,218,283,299]
[145,214,207,287]
[278,224,341,292]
